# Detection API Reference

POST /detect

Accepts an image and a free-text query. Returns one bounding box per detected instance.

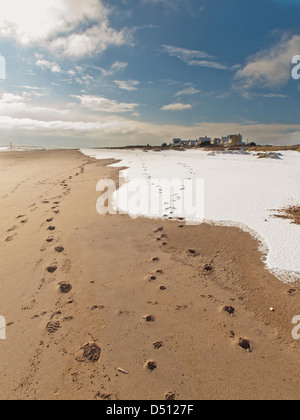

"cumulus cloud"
[235,34,300,89]
[114,80,140,91]
[160,102,192,111]
[0,90,69,118]
[96,62,128,76]
[36,59,61,73]
[71,94,139,113]
[0,0,131,58]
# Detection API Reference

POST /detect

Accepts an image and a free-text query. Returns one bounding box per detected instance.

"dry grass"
[273,206,300,225]
[248,145,300,152]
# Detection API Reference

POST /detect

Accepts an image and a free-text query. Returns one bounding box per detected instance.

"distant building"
[228,134,245,146]
[181,140,190,146]
[221,137,229,146]
[199,136,211,144]
[173,134,245,148]
[188,140,198,147]
[173,138,182,146]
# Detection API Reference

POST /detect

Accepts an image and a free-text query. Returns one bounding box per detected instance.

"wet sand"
[0,149,299,400]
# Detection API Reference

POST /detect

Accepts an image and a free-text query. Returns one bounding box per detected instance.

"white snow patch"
[81,148,300,283]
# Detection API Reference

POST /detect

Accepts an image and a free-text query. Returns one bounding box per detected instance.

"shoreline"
[0,149,299,400]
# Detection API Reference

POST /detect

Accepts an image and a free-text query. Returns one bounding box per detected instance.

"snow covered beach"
[81,148,300,283]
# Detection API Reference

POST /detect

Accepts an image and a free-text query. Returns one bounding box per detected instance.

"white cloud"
[50,23,129,58]
[0,0,131,58]
[0,92,25,105]
[235,34,300,89]
[175,87,201,97]
[161,102,192,111]
[163,44,212,61]
[36,59,61,73]
[0,90,69,118]
[65,66,94,85]
[114,80,140,91]
[162,45,234,70]
[96,62,128,76]
[72,94,139,113]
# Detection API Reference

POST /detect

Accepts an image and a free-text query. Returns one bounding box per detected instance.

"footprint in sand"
[16,214,26,219]
[55,246,64,253]
[153,341,163,349]
[7,226,17,232]
[187,249,197,256]
[90,305,105,311]
[48,226,56,231]
[58,282,72,294]
[46,218,53,223]
[75,342,101,364]
[153,227,164,234]
[46,321,61,334]
[5,235,16,243]
[145,361,157,371]
[165,392,176,401]
[148,257,159,263]
[222,305,235,316]
[46,237,54,243]
[145,275,157,282]
[238,338,251,352]
[287,289,297,295]
[143,314,156,322]
[46,265,57,274]
[203,264,213,272]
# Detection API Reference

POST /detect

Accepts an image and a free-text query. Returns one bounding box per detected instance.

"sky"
[0,0,300,148]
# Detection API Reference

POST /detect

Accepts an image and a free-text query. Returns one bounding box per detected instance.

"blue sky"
[0,0,300,147]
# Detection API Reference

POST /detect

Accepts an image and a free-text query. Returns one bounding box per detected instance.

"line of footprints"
[143,225,253,391]
[138,226,178,400]
[45,196,73,336]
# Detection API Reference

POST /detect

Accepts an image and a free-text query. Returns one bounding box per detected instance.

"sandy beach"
[0,149,299,400]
